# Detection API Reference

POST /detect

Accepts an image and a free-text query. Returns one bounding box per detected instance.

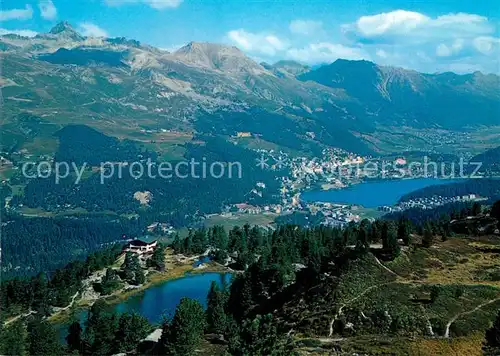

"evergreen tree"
[84,300,119,355]
[206,281,227,335]
[66,321,83,354]
[213,226,229,251]
[27,318,63,356]
[0,320,27,356]
[491,200,500,221]
[160,297,206,356]
[369,222,382,243]
[99,268,121,295]
[211,248,228,264]
[183,230,194,254]
[172,234,183,253]
[114,313,151,353]
[382,222,400,258]
[32,272,50,315]
[484,309,500,355]
[397,218,412,246]
[356,220,370,253]
[147,244,166,271]
[471,202,482,216]
[134,266,146,285]
[227,274,253,322]
[227,314,292,356]
[422,222,434,248]
[122,252,145,285]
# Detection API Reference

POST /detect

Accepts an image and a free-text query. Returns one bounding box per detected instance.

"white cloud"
[436,38,464,57]
[289,20,323,36]
[375,49,388,58]
[0,28,38,37]
[338,10,500,74]
[287,42,369,63]
[39,0,57,20]
[222,10,498,74]
[0,5,33,21]
[353,10,428,37]
[473,36,500,55]
[104,0,183,9]
[228,29,287,56]
[78,23,109,38]
[436,43,452,57]
[343,10,494,42]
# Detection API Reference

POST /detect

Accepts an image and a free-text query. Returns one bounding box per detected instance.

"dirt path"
[373,255,402,279]
[4,310,36,326]
[324,256,404,337]
[327,281,398,337]
[444,296,500,338]
[54,291,80,312]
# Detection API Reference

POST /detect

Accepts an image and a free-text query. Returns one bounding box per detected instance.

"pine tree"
[27,318,63,356]
[228,314,292,356]
[183,230,194,254]
[369,222,382,243]
[134,266,146,285]
[0,320,27,356]
[160,297,206,355]
[66,321,83,354]
[422,222,434,248]
[122,252,145,285]
[397,218,412,246]
[382,222,400,258]
[114,313,151,353]
[84,300,119,355]
[172,234,183,253]
[483,309,500,355]
[147,244,166,271]
[491,200,500,221]
[32,272,50,315]
[227,274,253,321]
[99,268,121,295]
[472,202,482,216]
[213,226,229,251]
[356,221,370,253]
[206,281,227,335]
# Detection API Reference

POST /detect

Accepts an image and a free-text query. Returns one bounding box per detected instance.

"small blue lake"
[57,272,232,339]
[301,178,460,208]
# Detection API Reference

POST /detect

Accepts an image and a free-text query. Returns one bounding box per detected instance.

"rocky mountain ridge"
[1,22,499,156]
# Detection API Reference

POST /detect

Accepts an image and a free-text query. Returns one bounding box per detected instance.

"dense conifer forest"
[1,200,499,355]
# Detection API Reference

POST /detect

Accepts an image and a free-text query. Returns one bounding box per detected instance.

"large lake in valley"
[301,178,459,208]
[57,272,232,339]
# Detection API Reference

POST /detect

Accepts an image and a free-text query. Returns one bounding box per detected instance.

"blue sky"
[1,0,499,73]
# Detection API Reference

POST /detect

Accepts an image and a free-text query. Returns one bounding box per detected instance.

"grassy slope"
[292,235,500,355]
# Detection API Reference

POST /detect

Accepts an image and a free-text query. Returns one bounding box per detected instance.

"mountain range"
[1,21,499,157]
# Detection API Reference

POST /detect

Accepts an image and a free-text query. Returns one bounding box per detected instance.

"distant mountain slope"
[298,59,500,129]
[470,146,500,174]
[1,21,499,157]
[173,42,268,75]
[262,60,311,78]
[399,178,500,203]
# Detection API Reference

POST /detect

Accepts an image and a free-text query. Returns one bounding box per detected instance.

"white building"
[123,240,158,255]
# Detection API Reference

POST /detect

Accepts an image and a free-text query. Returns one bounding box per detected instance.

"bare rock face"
[173,41,270,75]
[134,191,153,206]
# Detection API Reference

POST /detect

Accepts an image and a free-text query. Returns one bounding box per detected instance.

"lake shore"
[301,177,462,208]
[48,251,230,324]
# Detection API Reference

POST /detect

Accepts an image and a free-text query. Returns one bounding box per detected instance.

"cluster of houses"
[379,194,487,213]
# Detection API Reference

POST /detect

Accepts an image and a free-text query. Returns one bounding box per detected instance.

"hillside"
[1,22,499,159]
[470,146,500,175]
[298,59,500,130]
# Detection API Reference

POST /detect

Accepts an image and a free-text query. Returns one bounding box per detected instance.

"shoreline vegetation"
[45,250,231,325]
